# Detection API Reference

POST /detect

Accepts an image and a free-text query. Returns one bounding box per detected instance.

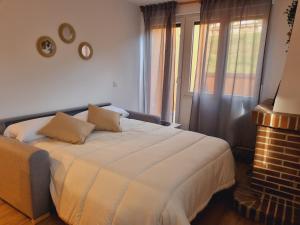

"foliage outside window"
[286,0,298,45]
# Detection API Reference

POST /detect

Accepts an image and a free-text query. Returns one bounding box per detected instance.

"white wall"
[0,0,140,119]
[274,5,300,114]
[260,0,291,101]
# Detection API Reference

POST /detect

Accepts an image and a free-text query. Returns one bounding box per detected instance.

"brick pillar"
[234,101,300,225]
[252,106,300,207]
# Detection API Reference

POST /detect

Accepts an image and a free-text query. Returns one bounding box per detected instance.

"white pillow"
[104,106,130,118]
[74,111,89,121]
[3,116,54,143]
[74,105,129,121]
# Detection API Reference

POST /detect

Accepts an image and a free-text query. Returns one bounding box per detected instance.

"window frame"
[173,16,185,123]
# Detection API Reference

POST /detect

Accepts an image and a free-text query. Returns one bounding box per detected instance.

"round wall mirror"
[78,42,93,60]
[59,23,76,44]
[36,36,56,57]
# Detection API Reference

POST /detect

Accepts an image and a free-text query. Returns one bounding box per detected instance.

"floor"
[0,163,261,225]
[0,192,261,225]
[191,191,262,225]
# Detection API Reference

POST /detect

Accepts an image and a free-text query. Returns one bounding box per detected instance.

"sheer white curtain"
[190,0,272,148]
[141,1,177,122]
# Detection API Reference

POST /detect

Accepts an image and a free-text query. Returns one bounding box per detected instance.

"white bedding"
[32,118,235,225]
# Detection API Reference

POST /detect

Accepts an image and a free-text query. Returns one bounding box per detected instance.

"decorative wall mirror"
[59,23,76,44]
[78,42,93,60]
[36,36,56,57]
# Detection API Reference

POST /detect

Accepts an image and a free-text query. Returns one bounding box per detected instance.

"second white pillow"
[74,105,129,121]
[3,116,54,143]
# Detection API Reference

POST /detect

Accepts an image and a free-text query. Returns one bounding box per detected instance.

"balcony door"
[174,14,266,129]
[175,14,201,128]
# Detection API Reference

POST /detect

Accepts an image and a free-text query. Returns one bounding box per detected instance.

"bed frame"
[0,103,112,134]
[0,103,160,224]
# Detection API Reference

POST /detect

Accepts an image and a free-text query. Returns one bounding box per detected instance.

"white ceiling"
[127,0,166,4]
[0,0,192,6]
[127,0,191,6]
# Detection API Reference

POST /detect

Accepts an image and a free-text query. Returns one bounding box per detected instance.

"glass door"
[176,14,200,128]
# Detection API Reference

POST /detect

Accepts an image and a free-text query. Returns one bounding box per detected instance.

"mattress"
[32,118,235,225]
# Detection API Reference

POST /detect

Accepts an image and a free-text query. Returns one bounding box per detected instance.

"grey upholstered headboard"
[0,102,111,135]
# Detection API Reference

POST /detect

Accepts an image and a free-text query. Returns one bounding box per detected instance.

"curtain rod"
[178,0,274,6]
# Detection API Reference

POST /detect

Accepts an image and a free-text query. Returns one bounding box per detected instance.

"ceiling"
[0,0,191,6]
[127,0,192,5]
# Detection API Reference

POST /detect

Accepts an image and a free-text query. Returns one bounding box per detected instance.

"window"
[149,27,165,117]
[149,24,182,122]
[189,19,263,97]
[189,22,220,93]
[224,19,263,97]
[189,22,200,92]
[172,24,182,122]
[167,13,268,128]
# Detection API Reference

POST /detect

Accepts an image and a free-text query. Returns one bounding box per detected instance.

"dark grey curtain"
[190,0,272,149]
[141,1,177,122]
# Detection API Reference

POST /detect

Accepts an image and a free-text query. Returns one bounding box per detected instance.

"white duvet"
[32,118,235,225]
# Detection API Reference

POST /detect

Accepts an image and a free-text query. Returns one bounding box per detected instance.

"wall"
[260,0,291,101]
[274,4,300,114]
[0,0,140,119]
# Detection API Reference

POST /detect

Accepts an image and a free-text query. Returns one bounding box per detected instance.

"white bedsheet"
[32,118,235,225]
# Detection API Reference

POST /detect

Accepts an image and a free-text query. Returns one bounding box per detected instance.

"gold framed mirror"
[59,23,76,44]
[36,36,56,57]
[78,42,93,60]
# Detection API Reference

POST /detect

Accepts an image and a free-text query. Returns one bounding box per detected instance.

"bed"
[0,103,235,225]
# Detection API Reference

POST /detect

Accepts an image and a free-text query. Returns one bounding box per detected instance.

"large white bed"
[32,118,235,225]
